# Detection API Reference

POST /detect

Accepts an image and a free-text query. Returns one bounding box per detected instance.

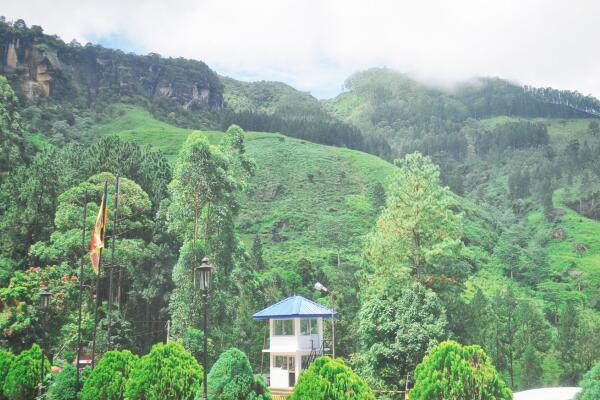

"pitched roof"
[252,295,338,320]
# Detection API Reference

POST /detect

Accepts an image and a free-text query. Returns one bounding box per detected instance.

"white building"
[252,295,338,390]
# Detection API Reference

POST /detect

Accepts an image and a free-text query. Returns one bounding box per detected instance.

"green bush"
[48,364,79,400]
[207,347,271,400]
[289,356,374,400]
[3,344,50,400]
[0,350,15,400]
[125,342,202,400]
[410,340,512,400]
[81,350,138,400]
[251,375,271,400]
[577,361,600,400]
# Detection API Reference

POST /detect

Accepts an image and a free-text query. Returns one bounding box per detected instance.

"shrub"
[0,350,14,400]
[207,348,253,399]
[81,350,138,400]
[289,356,375,400]
[125,342,202,400]
[207,348,271,400]
[410,340,512,400]
[47,364,78,400]
[577,361,600,400]
[3,344,50,400]
[251,375,271,400]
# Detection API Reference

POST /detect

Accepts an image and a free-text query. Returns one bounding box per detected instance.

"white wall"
[269,353,301,388]
[268,317,327,388]
[269,318,324,351]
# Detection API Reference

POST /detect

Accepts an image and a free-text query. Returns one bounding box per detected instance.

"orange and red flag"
[89,184,108,275]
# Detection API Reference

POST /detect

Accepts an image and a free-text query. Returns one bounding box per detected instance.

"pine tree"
[557,302,582,384]
[370,182,386,211]
[365,152,469,295]
[251,235,266,270]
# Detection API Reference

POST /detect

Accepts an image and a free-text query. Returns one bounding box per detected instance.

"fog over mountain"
[3,0,600,98]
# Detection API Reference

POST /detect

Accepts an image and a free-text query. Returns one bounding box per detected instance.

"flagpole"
[107,176,120,350]
[91,181,108,369]
[75,189,88,391]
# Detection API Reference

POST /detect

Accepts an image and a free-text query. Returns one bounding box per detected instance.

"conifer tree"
[410,341,511,400]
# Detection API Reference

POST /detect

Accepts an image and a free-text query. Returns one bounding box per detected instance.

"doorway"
[288,372,295,387]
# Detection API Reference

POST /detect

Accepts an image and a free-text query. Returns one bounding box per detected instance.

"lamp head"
[314,282,328,292]
[194,257,214,292]
[39,286,51,310]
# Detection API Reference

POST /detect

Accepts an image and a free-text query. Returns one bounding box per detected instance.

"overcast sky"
[3,0,600,99]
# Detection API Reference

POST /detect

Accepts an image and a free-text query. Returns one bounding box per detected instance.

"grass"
[100,105,282,162]
[239,135,393,267]
[98,105,193,160]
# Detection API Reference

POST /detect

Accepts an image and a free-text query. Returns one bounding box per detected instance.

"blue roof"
[253,295,339,320]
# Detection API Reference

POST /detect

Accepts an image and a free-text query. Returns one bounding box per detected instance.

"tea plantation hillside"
[102,105,395,270]
[102,104,499,281]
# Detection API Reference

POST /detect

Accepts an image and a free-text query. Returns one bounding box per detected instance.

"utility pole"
[107,176,120,350]
[91,181,108,369]
[166,320,170,343]
[75,189,88,390]
[314,282,336,358]
[331,292,336,359]
[202,292,208,400]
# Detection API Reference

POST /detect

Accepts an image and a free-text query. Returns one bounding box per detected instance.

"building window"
[300,318,318,335]
[274,319,294,336]
[274,355,295,370]
[275,355,287,369]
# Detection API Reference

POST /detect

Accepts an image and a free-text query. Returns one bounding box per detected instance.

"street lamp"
[314,282,335,358]
[40,286,51,310]
[39,286,51,395]
[194,257,214,400]
[194,257,214,292]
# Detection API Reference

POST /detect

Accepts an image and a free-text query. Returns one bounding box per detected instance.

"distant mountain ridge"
[2,18,599,159]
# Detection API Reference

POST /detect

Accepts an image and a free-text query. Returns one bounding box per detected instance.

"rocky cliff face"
[1,37,59,99]
[0,22,224,110]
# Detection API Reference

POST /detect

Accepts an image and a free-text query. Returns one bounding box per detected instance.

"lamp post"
[39,286,51,395]
[314,282,335,358]
[194,257,214,400]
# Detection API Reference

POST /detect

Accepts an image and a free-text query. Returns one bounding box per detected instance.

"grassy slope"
[237,136,392,266]
[480,116,600,303]
[100,105,394,268]
[526,189,600,302]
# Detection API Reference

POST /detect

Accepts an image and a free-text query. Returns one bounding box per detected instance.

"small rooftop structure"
[252,295,338,320]
[253,295,338,390]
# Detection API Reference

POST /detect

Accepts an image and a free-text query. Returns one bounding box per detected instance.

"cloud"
[3,0,600,99]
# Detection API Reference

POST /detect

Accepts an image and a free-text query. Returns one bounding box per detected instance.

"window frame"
[273,319,295,336]
[300,318,318,336]
[273,355,295,371]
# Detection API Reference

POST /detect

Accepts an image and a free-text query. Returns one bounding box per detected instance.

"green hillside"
[221,76,324,116]
[101,104,394,269]
[102,104,501,284]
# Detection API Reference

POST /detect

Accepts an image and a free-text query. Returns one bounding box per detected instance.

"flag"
[89,184,108,275]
